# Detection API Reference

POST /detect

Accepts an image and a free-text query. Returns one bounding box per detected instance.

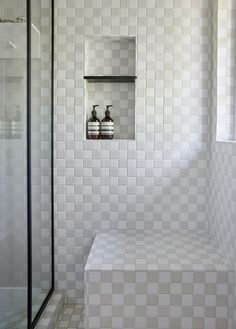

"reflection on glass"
[0,0,27,328]
[31,0,52,319]
[0,0,53,326]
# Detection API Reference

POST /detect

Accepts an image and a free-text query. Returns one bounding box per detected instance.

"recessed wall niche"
[84,36,136,140]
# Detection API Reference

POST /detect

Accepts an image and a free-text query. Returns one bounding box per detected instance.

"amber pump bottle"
[87,105,100,139]
[101,105,114,139]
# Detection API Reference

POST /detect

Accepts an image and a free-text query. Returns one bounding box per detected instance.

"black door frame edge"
[26,0,55,328]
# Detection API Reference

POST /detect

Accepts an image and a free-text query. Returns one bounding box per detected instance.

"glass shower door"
[0,1,28,328]
[30,0,53,321]
[0,0,54,327]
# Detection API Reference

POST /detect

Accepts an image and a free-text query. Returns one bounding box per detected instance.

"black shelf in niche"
[84,76,137,83]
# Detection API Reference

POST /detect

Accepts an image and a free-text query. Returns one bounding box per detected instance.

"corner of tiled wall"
[208,0,236,327]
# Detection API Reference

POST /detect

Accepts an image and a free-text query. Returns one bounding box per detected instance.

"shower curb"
[35,291,64,329]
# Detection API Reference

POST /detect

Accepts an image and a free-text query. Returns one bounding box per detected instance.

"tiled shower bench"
[84,233,233,329]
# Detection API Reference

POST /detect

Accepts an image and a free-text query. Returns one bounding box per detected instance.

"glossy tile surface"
[85,233,233,329]
[55,305,84,329]
[54,0,211,306]
[85,233,230,271]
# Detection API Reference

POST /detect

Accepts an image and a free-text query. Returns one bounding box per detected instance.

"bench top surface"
[85,233,231,272]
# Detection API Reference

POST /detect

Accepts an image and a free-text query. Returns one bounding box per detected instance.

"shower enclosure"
[0,0,54,328]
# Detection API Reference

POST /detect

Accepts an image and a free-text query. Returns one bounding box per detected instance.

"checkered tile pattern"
[86,233,230,272]
[55,304,84,329]
[55,0,211,305]
[35,292,64,329]
[85,233,233,329]
[31,0,53,296]
[208,0,236,328]
[85,37,135,76]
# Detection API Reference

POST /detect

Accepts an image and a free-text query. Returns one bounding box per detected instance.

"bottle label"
[88,122,100,136]
[101,122,114,135]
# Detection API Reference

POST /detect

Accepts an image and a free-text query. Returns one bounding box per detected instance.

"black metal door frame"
[26,0,54,327]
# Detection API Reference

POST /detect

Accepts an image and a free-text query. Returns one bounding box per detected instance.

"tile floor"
[36,291,64,329]
[55,305,84,329]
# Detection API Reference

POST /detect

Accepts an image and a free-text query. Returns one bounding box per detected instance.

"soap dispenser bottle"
[87,105,100,139]
[11,106,21,138]
[101,105,114,139]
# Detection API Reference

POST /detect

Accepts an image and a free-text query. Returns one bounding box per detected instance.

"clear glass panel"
[31,0,52,320]
[0,1,28,328]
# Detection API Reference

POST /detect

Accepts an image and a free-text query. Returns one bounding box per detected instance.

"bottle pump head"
[105,105,113,116]
[92,105,99,117]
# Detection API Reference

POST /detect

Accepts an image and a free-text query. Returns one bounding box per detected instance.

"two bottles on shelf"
[87,105,114,140]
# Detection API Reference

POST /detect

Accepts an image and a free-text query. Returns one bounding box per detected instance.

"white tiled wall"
[54,0,211,303]
[85,36,136,76]
[31,0,53,293]
[208,0,236,326]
